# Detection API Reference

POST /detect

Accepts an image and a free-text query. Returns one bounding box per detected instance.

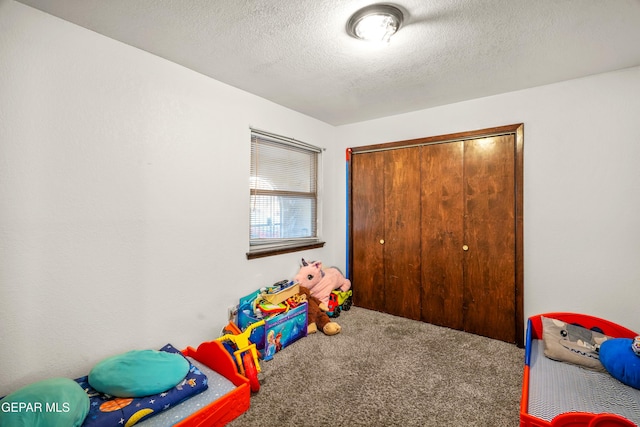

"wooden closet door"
[351,147,421,320]
[421,135,517,342]
[383,148,421,320]
[421,142,465,330]
[350,124,523,345]
[351,151,385,311]
[462,135,516,343]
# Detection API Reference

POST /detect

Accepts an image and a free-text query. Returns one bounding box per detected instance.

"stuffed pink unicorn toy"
[293,258,351,306]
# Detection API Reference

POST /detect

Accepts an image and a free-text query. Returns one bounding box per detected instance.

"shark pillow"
[541,316,610,371]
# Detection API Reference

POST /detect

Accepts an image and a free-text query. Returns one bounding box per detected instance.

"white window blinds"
[249,129,321,251]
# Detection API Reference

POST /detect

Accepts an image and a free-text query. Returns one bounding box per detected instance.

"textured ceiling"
[15,0,640,125]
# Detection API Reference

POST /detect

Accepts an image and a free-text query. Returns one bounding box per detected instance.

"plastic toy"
[334,289,353,310]
[285,293,305,308]
[216,320,265,393]
[238,289,308,360]
[326,289,353,318]
[256,299,287,316]
[327,292,340,317]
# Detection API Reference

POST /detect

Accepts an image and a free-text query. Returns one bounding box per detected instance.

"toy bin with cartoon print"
[237,292,308,361]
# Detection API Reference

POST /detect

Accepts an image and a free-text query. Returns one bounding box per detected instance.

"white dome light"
[347,4,404,44]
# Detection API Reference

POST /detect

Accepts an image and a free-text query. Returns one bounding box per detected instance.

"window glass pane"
[250,195,315,239]
[249,131,320,249]
[250,194,280,239]
[280,196,315,238]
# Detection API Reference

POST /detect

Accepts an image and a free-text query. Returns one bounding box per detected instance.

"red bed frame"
[178,340,251,426]
[520,312,638,427]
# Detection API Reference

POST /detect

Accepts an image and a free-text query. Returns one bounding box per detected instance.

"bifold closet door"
[351,147,421,320]
[461,135,516,343]
[420,135,516,343]
[351,151,385,312]
[351,124,523,345]
[421,141,465,330]
[382,148,421,320]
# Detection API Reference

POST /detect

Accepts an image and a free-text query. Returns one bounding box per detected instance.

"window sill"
[246,241,325,260]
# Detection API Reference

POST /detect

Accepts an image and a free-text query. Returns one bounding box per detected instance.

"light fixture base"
[347,4,404,43]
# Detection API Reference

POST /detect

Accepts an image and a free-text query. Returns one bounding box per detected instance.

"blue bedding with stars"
[76,344,208,427]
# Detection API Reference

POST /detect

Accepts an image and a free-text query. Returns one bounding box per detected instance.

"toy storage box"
[238,293,308,361]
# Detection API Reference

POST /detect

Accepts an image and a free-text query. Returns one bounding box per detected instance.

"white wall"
[2,0,640,397]
[0,2,341,395]
[337,66,640,334]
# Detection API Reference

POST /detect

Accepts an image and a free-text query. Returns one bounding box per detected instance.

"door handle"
[462,245,469,251]
[379,239,385,245]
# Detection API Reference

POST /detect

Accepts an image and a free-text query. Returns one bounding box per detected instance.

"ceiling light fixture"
[347,4,404,43]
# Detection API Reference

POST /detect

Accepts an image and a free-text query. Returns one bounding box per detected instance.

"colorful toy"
[334,289,353,309]
[327,292,340,317]
[261,280,299,305]
[216,320,265,393]
[293,258,351,306]
[326,289,354,318]
[297,285,341,336]
[633,336,640,356]
[237,289,308,361]
[256,299,288,316]
[285,292,306,308]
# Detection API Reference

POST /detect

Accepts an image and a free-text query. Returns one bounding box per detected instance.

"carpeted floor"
[227,306,524,427]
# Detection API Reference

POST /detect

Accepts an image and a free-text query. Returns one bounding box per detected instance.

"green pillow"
[88,349,189,397]
[0,377,89,427]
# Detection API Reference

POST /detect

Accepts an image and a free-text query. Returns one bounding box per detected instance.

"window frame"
[247,129,324,259]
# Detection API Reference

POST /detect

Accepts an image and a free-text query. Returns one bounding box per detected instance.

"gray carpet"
[228,306,524,427]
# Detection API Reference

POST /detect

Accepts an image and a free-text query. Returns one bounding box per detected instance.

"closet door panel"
[383,147,421,320]
[462,135,516,342]
[351,151,386,311]
[420,142,464,329]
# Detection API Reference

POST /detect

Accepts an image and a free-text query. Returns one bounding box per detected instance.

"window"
[248,129,323,258]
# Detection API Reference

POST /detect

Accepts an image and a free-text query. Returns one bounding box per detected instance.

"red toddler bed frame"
[178,340,250,426]
[520,312,639,427]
